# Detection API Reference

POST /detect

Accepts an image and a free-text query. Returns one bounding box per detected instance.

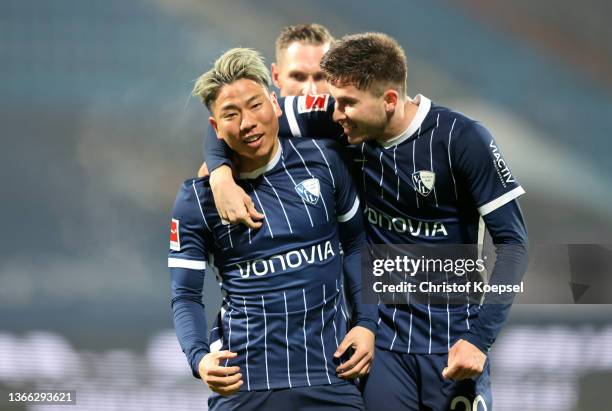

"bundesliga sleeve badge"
[297,94,329,113]
[170,218,181,251]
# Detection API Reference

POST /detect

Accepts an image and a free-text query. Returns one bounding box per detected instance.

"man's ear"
[209,117,221,139]
[271,62,282,89]
[383,89,399,113]
[270,91,282,118]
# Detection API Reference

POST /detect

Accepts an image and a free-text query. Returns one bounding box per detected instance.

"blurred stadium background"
[1,0,611,410]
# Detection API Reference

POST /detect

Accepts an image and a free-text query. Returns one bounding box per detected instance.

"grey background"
[1,0,611,409]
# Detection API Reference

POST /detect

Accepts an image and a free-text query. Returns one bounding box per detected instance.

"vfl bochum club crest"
[412,170,436,197]
[295,178,320,205]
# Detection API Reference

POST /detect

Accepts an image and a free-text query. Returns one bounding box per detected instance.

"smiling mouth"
[243,133,263,144]
[339,121,354,133]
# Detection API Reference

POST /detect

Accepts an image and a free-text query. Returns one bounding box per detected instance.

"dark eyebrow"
[336,96,356,104]
[246,94,262,105]
[219,103,239,113]
[219,94,262,113]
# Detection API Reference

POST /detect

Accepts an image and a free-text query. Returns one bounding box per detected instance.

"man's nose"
[332,102,344,122]
[240,110,256,131]
[302,79,318,96]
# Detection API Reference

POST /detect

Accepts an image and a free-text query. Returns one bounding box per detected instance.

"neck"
[238,138,280,174]
[379,97,419,141]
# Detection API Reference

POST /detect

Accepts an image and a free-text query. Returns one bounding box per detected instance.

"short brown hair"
[275,23,334,61]
[320,32,407,96]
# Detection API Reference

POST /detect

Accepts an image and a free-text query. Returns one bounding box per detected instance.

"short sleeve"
[323,142,360,223]
[168,181,211,269]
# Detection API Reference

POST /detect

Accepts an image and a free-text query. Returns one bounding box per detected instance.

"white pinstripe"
[302,289,311,386]
[430,114,439,207]
[311,140,335,189]
[243,297,251,390]
[249,182,274,239]
[379,151,384,199]
[191,180,211,231]
[339,287,349,323]
[332,285,340,348]
[393,145,399,201]
[224,309,233,368]
[448,118,458,200]
[389,304,398,351]
[413,129,420,208]
[427,271,432,354]
[465,270,471,330]
[320,284,332,384]
[446,270,451,350]
[405,274,413,353]
[361,143,366,193]
[226,225,233,248]
[261,295,270,389]
[263,175,293,233]
[283,292,292,388]
[288,139,312,176]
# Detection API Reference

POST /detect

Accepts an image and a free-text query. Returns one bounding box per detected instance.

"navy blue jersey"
[170,137,373,391]
[203,94,527,355]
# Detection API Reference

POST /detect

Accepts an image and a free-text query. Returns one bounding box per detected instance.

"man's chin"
[346,134,367,145]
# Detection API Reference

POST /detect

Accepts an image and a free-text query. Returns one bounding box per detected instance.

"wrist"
[210,165,233,188]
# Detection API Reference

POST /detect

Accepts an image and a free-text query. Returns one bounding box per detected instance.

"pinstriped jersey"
[277,94,525,354]
[169,137,362,390]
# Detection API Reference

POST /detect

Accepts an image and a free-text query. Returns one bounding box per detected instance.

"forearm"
[340,213,378,333]
[171,267,209,378]
[172,296,209,378]
[463,200,528,352]
[203,123,233,173]
[343,246,379,333]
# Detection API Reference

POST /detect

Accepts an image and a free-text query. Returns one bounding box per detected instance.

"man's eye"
[224,113,237,120]
[291,74,307,82]
[252,102,262,109]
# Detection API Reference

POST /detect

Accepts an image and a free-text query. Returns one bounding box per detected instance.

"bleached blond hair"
[192,48,271,111]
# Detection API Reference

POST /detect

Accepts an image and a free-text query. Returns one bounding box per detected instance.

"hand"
[198,350,243,396]
[334,326,375,379]
[442,339,486,381]
[210,166,264,229]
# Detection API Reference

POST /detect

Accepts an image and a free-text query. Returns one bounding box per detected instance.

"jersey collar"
[378,94,431,148]
[238,139,282,180]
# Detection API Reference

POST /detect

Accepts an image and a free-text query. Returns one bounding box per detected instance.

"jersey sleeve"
[461,200,528,352]
[324,142,378,332]
[278,94,343,140]
[168,181,213,379]
[202,123,233,174]
[452,121,525,216]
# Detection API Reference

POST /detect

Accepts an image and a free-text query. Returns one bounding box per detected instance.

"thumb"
[334,336,352,358]
[442,366,450,379]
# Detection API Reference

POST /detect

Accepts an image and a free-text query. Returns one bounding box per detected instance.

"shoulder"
[428,105,493,148]
[172,177,212,220]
